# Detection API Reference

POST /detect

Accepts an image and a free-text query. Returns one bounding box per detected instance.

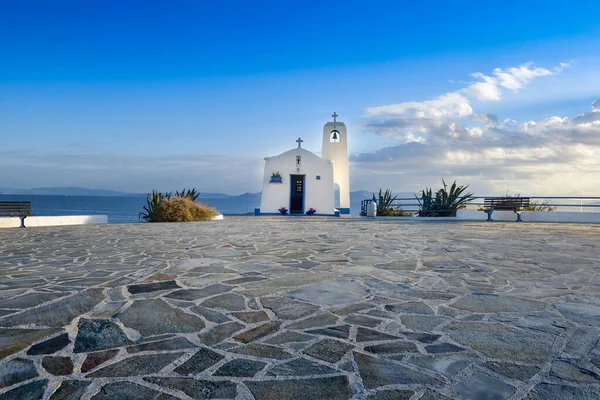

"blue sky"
[1,1,599,195]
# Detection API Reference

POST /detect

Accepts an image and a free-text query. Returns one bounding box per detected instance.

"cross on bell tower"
[296,137,303,148]
[332,112,338,123]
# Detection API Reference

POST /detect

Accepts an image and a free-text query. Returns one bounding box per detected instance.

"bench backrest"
[0,201,32,215]
[484,197,530,210]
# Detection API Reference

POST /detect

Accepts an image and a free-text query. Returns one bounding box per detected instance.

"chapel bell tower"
[321,112,350,214]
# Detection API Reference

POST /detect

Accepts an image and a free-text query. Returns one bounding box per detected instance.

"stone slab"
[127,280,180,294]
[90,381,177,400]
[27,333,70,355]
[245,376,352,400]
[119,299,204,336]
[144,377,237,399]
[0,328,61,359]
[0,379,48,400]
[74,318,133,353]
[49,380,91,400]
[0,289,104,328]
[354,352,442,389]
[0,358,38,389]
[87,353,183,377]
[173,348,224,375]
[213,358,266,377]
[303,339,353,363]
[285,280,366,305]
[453,371,515,399]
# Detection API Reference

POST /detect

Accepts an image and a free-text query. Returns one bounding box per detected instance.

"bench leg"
[515,211,523,222]
[19,216,26,228]
[485,210,494,222]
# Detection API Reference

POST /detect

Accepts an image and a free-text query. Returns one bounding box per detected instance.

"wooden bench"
[483,197,530,222]
[0,201,33,228]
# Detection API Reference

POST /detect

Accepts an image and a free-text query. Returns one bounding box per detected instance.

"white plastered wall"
[321,122,350,212]
[259,148,335,214]
[0,215,108,229]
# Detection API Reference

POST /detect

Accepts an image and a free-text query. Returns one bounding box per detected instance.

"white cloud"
[465,63,554,101]
[363,63,562,145]
[555,62,571,73]
[356,62,600,195]
[367,92,473,119]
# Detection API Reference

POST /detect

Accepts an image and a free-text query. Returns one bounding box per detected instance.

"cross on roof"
[332,112,338,123]
[296,137,303,148]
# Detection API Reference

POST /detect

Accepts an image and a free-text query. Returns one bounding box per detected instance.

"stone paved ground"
[1,218,600,399]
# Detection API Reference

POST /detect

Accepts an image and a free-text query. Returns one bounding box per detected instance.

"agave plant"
[139,190,172,222]
[372,189,397,210]
[416,180,473,217]
[174,188,200,201]
[372,189,397,216]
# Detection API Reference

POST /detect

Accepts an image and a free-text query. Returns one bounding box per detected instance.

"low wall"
[457,209,600,223]
[0,215,108,229]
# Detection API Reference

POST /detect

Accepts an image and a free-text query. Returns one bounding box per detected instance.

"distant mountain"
[198,193,233,199]
[349,190,374,200]
[347,190,417,200]
[27,187,146,196]
[0,187,26,194]
[235,192,262,200]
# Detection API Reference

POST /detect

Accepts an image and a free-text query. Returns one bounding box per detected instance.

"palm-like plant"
[140,190,172,221]
[175,188,200,201]
[372,189,397,211]
[370,189,413,216]
[416,180,473,217]
[372,189,397,216]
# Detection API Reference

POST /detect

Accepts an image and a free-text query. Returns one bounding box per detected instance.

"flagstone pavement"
[1,217,600,399]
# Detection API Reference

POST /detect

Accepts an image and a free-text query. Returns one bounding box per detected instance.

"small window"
[316,175,321,180]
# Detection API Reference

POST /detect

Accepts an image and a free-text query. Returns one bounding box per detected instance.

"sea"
[0,194,364,223]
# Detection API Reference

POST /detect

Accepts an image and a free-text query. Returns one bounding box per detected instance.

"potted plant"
[306,208,316,216]
[278,207,288,215]
[270,172,282,183]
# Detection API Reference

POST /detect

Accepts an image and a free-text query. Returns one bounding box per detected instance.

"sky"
[1,0,599,195]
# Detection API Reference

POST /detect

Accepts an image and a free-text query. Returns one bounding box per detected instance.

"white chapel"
[256,113,350,216]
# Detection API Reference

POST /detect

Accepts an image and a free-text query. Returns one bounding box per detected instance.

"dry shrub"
[189,201,220,221]
[152,197,218,222]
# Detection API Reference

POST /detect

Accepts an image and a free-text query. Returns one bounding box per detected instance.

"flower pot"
[270,177,282,183]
